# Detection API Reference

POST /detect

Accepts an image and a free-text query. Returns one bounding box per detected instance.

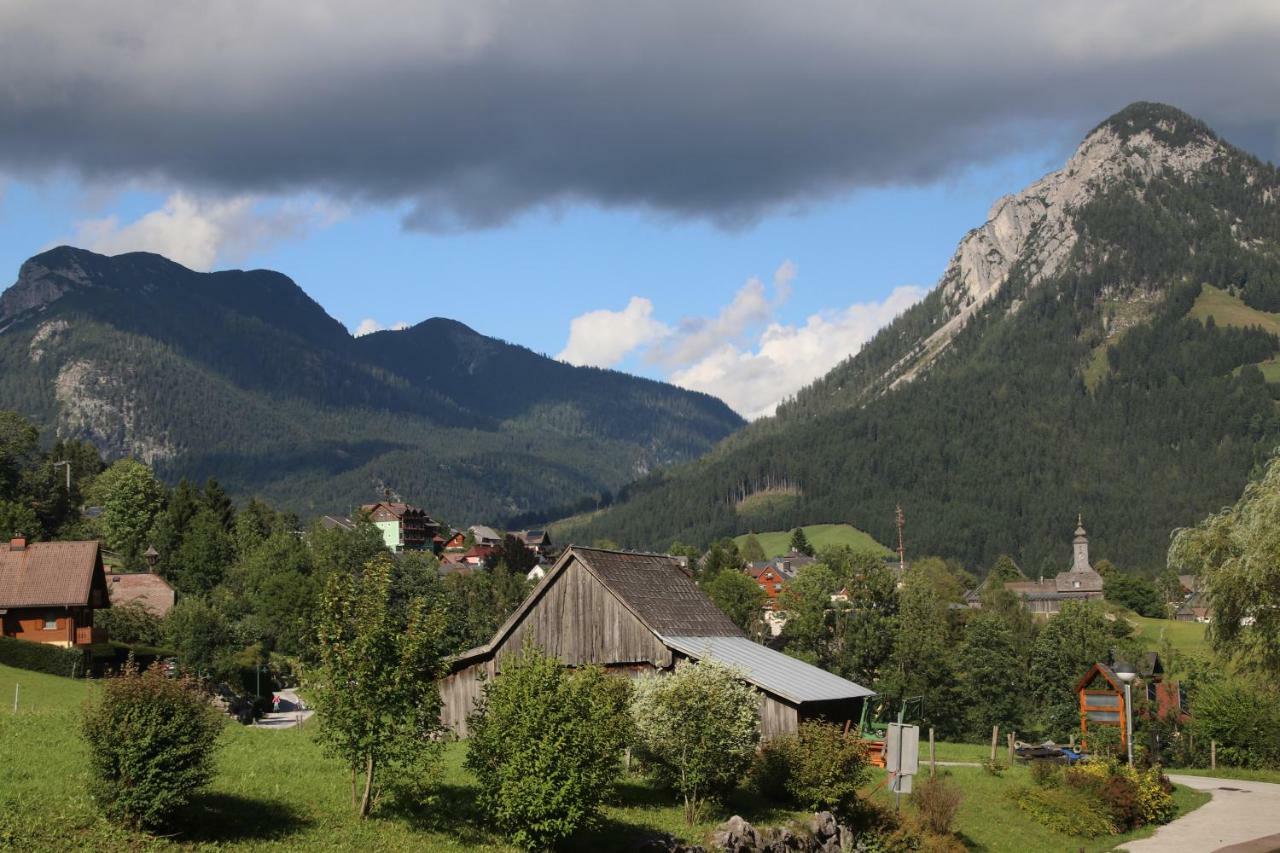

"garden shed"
[440,545,873,738]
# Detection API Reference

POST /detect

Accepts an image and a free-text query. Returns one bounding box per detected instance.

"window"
[42,616,58,631]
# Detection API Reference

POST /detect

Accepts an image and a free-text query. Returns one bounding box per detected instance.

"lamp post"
[1114,662,1136,767]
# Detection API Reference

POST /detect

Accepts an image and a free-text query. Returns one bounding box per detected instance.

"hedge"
[0,635,89,677]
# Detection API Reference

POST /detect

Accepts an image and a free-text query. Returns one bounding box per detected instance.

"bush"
[754,721,870,815]
[631,658,759,825]
[466,645,631,851]
[1029,760,1062,788]
[1187,677,1280,768]
[0,635,87,677]
[81,662,223,829]
[981,758,1006,776]
[93,600,164,646]
[1006,785,1115,837]
[1086,724,1123,759]
[910,776,962,835]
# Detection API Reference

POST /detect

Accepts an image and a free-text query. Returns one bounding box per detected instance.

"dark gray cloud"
[1,2,1277,230]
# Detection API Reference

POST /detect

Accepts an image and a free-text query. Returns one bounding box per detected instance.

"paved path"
[1120,774,1280,853]
[251,689,313,730]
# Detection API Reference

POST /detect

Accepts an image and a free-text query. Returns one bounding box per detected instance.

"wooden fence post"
[929,727,936,779]
[11,683,17,714]
[1007,733,1014,765]
[1211,740,1217,770]
[991,725,999,762]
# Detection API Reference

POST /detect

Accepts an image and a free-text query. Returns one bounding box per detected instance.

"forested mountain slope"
[563,103,1280,571]
[0,247,743,521]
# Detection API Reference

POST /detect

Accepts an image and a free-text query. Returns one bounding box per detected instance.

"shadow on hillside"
[170,792,310,843]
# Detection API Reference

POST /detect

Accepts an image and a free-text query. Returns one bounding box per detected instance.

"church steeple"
[1072,516,1091,573]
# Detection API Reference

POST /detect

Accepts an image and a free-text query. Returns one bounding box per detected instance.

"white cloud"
[669,285,926,419]
[652,260,796,367]
[558,261,925,419]
[557,296,669,367]
[65,191,345,271]
[354,318,410,337]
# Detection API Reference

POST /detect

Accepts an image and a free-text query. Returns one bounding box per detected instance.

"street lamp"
[1114,662,1136,767]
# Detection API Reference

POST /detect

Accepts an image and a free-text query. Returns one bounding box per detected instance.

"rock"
[712,815,763,853]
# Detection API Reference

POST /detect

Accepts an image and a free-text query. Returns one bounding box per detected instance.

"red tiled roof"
[106,571,176,616]
[0,541,101,607]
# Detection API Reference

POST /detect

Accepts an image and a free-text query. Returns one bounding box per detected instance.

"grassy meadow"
[734,523,893,559]
[1189,284,1280,335]
[0,663,1209,851]
[1126,614,1209,655]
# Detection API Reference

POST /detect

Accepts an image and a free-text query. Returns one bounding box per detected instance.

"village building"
[511,529,554,561]
[319,514,356,532]
[105,570,176,617]
[361,502,440,553]
[468,525,504,548]
[440,546,873,738]
[0,538,109,647]
[441,531,467,551]
[996,518,1106,615]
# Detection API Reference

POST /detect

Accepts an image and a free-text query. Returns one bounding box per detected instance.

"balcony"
[75,626,107,646]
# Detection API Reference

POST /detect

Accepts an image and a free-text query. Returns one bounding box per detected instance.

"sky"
[0,2,1277,419]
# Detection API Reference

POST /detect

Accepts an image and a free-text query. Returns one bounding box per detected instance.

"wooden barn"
[440,546,873,738]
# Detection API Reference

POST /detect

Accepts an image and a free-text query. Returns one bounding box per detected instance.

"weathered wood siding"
[497,559,673,668]
[441,557,673,735]
[440,658,494,737]
[760,693,799,739]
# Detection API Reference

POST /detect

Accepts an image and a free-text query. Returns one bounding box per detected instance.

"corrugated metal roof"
[663,635,874,704]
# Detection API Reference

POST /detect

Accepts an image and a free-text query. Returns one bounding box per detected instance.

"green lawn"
[1127,615,1210,654]
[734,524,892,560]
[1171,767,1280,785]
[0,664,1211,851]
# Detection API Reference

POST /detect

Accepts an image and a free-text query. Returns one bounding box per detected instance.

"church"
[1003,518,1106,615]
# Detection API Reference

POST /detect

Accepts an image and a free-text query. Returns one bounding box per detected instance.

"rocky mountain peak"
[887,102,1228,388]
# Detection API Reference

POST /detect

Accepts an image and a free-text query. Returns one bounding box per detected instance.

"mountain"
[0,247,744,522]
[562,103,1280,571]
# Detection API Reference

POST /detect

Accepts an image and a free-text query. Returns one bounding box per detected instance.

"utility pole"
[53,460,71,493]
[895,504,906,574]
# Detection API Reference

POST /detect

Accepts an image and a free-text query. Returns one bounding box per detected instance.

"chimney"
[9,537,26,551]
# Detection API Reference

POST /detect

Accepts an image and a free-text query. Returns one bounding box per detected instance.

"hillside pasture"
[1190,284,1280,336]
[734,523,892,559]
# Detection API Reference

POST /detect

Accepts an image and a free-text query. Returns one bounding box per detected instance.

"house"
[1175,590,1212,623]
[460,544,498,566]
[511,529,554,560]
[105,571,175,616]
[360,502,440,552]
[442,532,467,551]
[0,538,109,647]
[439,546,874,738]
[468,525,504,547]
[1004,518,1106,615]
[319,514,356,532]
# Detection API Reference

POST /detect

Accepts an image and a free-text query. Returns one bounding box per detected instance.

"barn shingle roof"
[574,548,740,638]
[0,541,101,608]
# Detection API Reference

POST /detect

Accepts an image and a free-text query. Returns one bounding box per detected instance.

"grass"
[0,663,1213,851]
[1126,615,1210,654]
[734,523,892,560]
[1189,284,1280,335]
[873,765,1210,853]
[1170,766,1280,785]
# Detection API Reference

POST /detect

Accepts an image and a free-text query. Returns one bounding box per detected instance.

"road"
[1120,774,1280,853]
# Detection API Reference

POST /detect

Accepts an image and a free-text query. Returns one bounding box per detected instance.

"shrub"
[1006,785,1115,837]
[1187,677,1280,768]
[81,662,223,829]
[467,646,631,851]
[94,600,164,646]
[1101,773,1142,829]
[755,721,870,814]
[1086,724,1123,759]
[981,758,1006,776]
[0,635,87,677]
[910,776,962,835]
[631,658,759,825]
[1029,759,1062,788]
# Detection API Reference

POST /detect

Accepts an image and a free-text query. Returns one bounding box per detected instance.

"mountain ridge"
[0,246,744,522]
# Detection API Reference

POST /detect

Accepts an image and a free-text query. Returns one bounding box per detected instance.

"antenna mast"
[895,504,906,574]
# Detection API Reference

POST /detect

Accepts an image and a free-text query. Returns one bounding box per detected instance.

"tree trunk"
[359,754,375,818]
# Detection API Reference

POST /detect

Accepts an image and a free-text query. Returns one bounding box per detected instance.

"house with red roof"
[0,538,109,647]
[105,571,176,616]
